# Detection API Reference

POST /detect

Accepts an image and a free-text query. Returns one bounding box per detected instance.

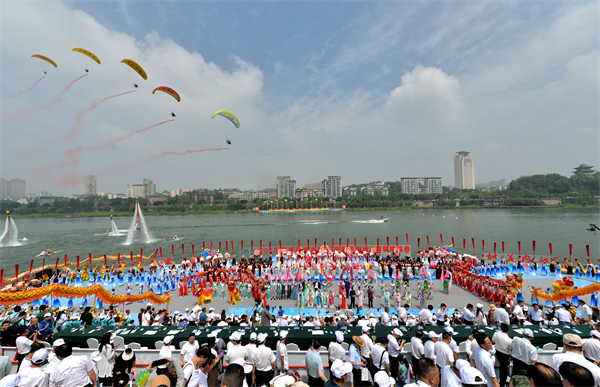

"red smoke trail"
[95,119,175,150]
[58,90,137,141]
[2,74,87,120]
[2,76,46,99]
[39,120,175,173]
[147,148,230,163]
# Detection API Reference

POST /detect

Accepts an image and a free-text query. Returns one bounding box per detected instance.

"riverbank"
[6,204,598,218]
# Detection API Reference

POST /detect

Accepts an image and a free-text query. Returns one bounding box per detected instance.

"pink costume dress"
[307,290,314,307]
[357,289,363,308]
[328,292,335,308]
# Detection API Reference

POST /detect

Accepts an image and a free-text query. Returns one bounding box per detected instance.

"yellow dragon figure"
[515,273,524,290]
[227,281,242,305]
[100,265,106,280]
[551,276,574,293]
[505,274,518,295]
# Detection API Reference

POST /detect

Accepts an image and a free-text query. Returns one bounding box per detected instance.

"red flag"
[549,243,553,256]
[251,240,254,251]
[231,241,234,251]
[64,254,67,266]
[494,242,497,254]
[210,241,213,250]
[377,238,380,247]
[587,245,590,258]
[0,269,3,284]
[29,260,34,276]
[364,237,368,247]
[140,248,143,259]
[418,238,421,250]
[279,240,282,249]
[89,253,92,265]
[15,265,19,279]
[260,240,263,250]
[518,241,521,254]
[502,242,505,253]
[171,245,175,256]
[354,238,356,247]
[482,240,485,253]
[77,256,80,269]
[463,239,466,252]
[406,233,409,245]
[569,244,573,259]
[203,241,206,250]
[225,242,228,251]
[440,234,443,245]
[160,247,163,257]
[118,254,121,266]
[104,255,107,266]
[451,237,455,247]
[533,241,536,253]
[130,252,133,263]
[192,245,195,256]
[54,258,59,271]
[426,236,430,247]
[183,244,186,258]
[219,242,222,251]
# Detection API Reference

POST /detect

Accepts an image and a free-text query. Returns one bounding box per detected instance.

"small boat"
[37,249,55,256]
[380,217,389,222]
[20,237,28,241]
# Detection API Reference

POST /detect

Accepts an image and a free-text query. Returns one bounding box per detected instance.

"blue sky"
[1,1,598,194]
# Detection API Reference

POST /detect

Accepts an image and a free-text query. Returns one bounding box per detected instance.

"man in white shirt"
[511,300,526,325]
[403,358,439,387]
[435,304,448,326]
[371,337,390,375]
[419,305,434,326]
[462,304,475,324]
[424,331,438,362]
[583,331,600,366]
[527,303,544,325]
[549,333,600,385]
[578,300,593,324]
[471,333,499,387]
[49,344,96,387]
[328,331,346,371]
[276,330,289,375]
[555,304,573,326]
[440,358,470,387]
[491,323,512,386]
[387,328,405,378]
[224,331,248,366]
[252,333,276,387]
[141,306,152,326]
[411,330,425,361]
[494,303,510,326]
[244,333,258,387]
[180,333,199,364]
[434,331,454,369]
[510,329,538,376]
[18,348,50,387]
[380,307,390,326]
[360,326,374,362]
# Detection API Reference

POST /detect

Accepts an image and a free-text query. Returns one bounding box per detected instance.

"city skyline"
[1,2,596,195]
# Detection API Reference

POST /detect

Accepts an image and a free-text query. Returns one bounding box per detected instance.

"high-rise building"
[126,185,133,198]
[143,178,156,198]
[454,151,475,189]
[82,175,97,196]
[401,177,442,194]
[132,184,144,198]
[0,179,6,200]
[322,176,342,198]
[276,176,296,198]
[8,179,26,200]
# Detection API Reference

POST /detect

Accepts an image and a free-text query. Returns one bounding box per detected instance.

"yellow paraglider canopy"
[32,55,57,68]
[72,48,101,64]
[121,59,148,80]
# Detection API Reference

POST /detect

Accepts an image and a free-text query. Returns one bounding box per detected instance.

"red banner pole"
[472,238,476,255]
[426,236,430,247]
[54,258,59,271]
[502,242,505,254]
[549,243,553,256]
[118,254,121,266]
[64,254,67,267]
[225,242,228,252]
[339,238,342,247]
[104,255,107,266]
[569,244,573,261]
[405,233,409,245]
[586,245,590,260]
[451,237,455,248]
[494,242,497,254]
[354,238,356,248]
[440,234,443,245]
[192,245,195,256]
[171,245,175,257]
[518,241,521,257]
[260,240,263,250]
[89,253,92,265]
[140,248,143,259]
[29,260,34,277]
[377,238,380,247]
[231,241,234,251]
[533,241,536,258]
[219,242,222,251]
[463,239,466,253]
[279,240,282,249]
[15,265,19,280]
[0,269,3,284]
[482,240,485,255]
[418,238,421,251]
[76,256,80,269]
[364,237,367,247]
[183,244,186,258]
[130,252,133,264]
[346,239,349,247]
[159,247,163,258]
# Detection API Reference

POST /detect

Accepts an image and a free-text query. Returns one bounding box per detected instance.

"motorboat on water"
[37,249,55,256]
[20,237,28,241]
[380,216,389,222]
[173,235,181,241]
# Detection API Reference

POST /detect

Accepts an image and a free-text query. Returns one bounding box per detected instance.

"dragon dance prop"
[227,282,242,305]
[0,284,171,306]
[531,283,600,301]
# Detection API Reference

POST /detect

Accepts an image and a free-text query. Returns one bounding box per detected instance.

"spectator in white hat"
[460,366,487,386]
[510,328,538,376]
[374,370,395,387]
[440,358,470,387]
[276,331,289,375]
[424,331,438,362]
[387,328,405,378]
[159,336,176,359]
[583,330,600,366]
[244,332,258,386]
[225,332,247,367]
[0,375,30,387]
[328,331,345,372]
[251,333,276,387]
[326,359,352,387]
[17,348,49,387]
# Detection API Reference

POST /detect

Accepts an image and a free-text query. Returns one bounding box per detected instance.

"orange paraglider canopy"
[152,86,180,102]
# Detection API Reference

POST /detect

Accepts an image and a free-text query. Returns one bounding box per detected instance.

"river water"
[1,208,598,275]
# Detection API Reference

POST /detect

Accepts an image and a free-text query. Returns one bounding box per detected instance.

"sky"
[1,1,598,195]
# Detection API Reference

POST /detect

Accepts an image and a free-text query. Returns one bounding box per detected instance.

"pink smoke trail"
[95,119,175,150]
[2,74,87,120]
[39,120,175,172]
[58,90,137,141]
[147,148,231,163]
[2,76,46,99]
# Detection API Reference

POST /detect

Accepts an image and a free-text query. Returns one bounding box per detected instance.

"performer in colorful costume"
[227,281,242,305]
